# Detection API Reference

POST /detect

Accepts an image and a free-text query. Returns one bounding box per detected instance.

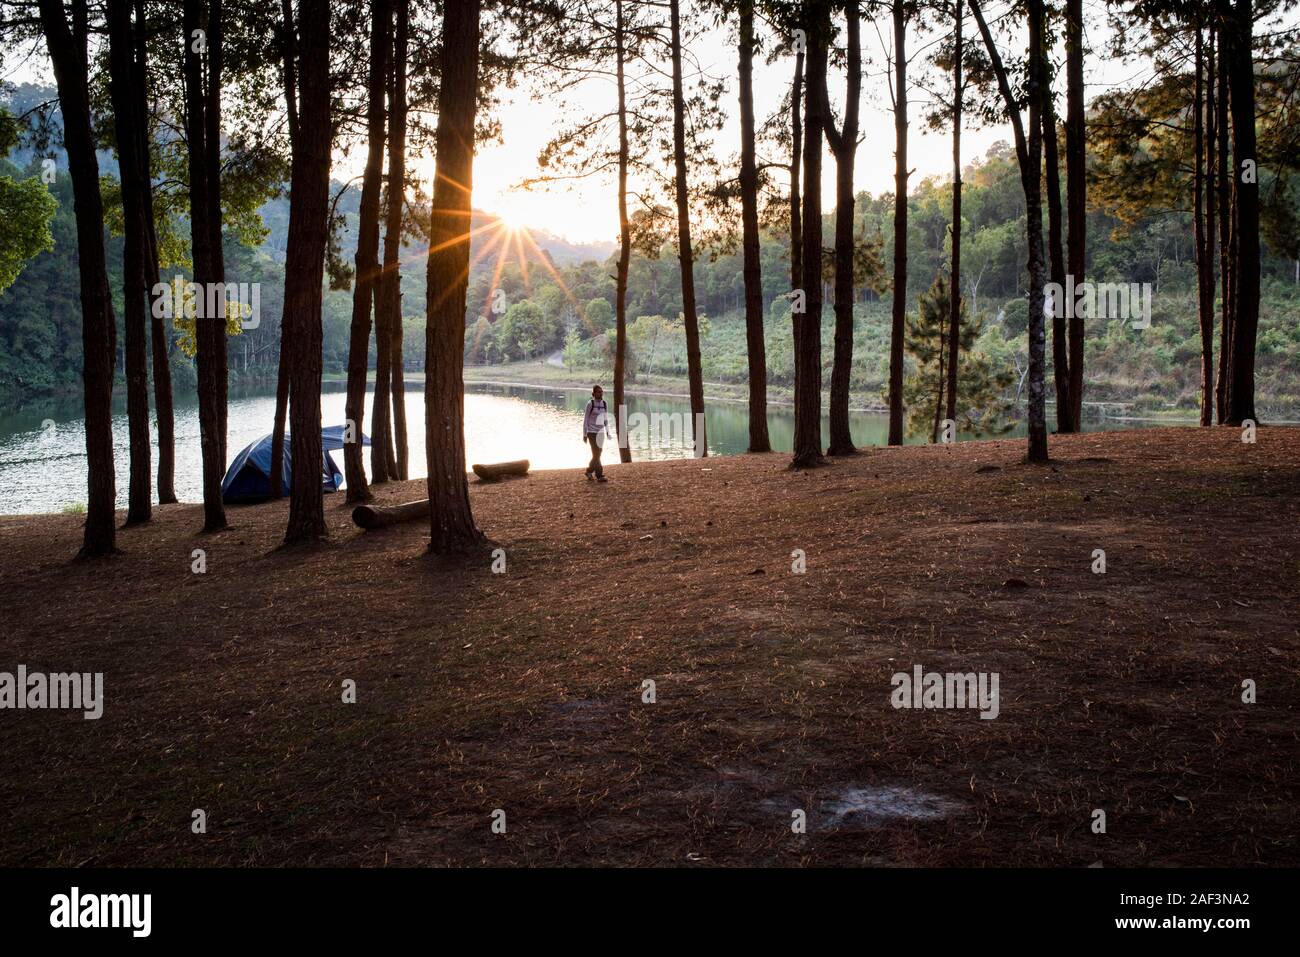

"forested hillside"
[3,109,1299,418]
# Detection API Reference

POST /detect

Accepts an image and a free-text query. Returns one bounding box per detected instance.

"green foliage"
[0,164,56,293]
[903,273,1014,439]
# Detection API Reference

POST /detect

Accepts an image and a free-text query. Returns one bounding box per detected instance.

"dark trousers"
[585,432,605,478]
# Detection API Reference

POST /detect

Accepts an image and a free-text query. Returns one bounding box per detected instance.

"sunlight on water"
[0,380,1143,514]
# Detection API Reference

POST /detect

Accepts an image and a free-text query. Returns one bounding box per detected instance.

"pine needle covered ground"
[0,427,1296,866]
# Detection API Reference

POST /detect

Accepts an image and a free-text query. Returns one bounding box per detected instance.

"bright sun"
[494,207,528,233]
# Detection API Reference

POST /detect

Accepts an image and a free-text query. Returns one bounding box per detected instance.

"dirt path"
[0,427,1296,866]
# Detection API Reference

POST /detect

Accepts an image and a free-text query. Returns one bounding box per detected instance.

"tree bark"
[823,0,860,456]
[1041,29,1072,432]
[738,0,770,453]
[1064,0,1085,428]
[342,0,389,501]
[887,0,908,446]
[1215,19,1232,424]
[269,0,296,500]
[424,0,484,553]
[614,0,634,462]
[669,0,706,457]
[38,0,117,555]
[970,0,1048,462]
[1193,24,1215,426]
[791,0,827,469]
[283,0,332,543]
[133,0,176,504]
[945,0,962,427]
[108,0,152,525]
[1224,0,1259,425]
[374,0,409,483]
[183,0,227,532]
[789,46,805,294]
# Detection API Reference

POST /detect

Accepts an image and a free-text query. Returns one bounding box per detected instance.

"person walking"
[583,385,613,482]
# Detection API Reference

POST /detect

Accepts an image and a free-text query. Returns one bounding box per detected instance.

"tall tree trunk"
[1041,34,1072,432]
[135,0,176,504]
[1215,20,1232,424]
[970,0,1048,462]
[374,0,408,483]
[887,0,908,446]
[183,0,227,531]
[824,0,860,456]
[1193,24,1214,427]
[1224,0,1259,425]
[1064,0,1085,428]
[668,0,706,457]
[790,46,804,290]
[1205,23,1218,426]
[792,0,827,469]
[613,0,634,462]
[388,0,410,481]
[738,0,770,453]
[38,0,117,555]
[269,0,297,500]
[343,0,390,501]
[424,0,484,553]
[283,0,332,543]
[108,0,152,525]
[945,0,962,427]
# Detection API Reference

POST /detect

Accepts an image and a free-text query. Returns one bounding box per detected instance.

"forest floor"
[0,427,1296,867]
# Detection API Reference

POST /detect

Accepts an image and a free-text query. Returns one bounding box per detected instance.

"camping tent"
[221,425,371,504]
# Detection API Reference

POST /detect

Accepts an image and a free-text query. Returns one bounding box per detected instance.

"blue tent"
[221,425,371,503]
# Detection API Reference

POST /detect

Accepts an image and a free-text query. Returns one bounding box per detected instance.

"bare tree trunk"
[269,0,297,500]
[945,0,962,428]
[1224,0,1259,425]
[343,0,390,501]
[1193,24,1214,427]
[424,0,484,553]
[792,0,827,469]
[1041,31,1072,432]
[1064,0,1085,428]
[283,0,332,543]
[970,0,1048,462]
[738,0,770,453]
[669,0,706,456]
[374,0,408,483]
[38,0,117,555]
[133,0,176,505]
[887,0,908,446]
[383,1,410,480]
[108,0,152,525]
[183,0,227,531]
[824,0,860,455]
[613,0,634,462]
[1215,19,1232,424]
[789,44,803,407]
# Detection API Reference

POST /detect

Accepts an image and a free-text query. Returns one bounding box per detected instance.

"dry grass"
[0,426,1296,867]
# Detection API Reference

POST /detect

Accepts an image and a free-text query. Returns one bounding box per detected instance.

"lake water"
[0,380,1141,515]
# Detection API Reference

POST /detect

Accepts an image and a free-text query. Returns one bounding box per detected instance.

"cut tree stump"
[472,459,530,482]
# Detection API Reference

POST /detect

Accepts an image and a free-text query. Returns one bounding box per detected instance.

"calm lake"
[0,380,1145,514]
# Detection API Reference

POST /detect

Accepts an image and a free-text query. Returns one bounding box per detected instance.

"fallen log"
[352,461,531,529]
[352,499,430,530]
[472,459,530,482]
